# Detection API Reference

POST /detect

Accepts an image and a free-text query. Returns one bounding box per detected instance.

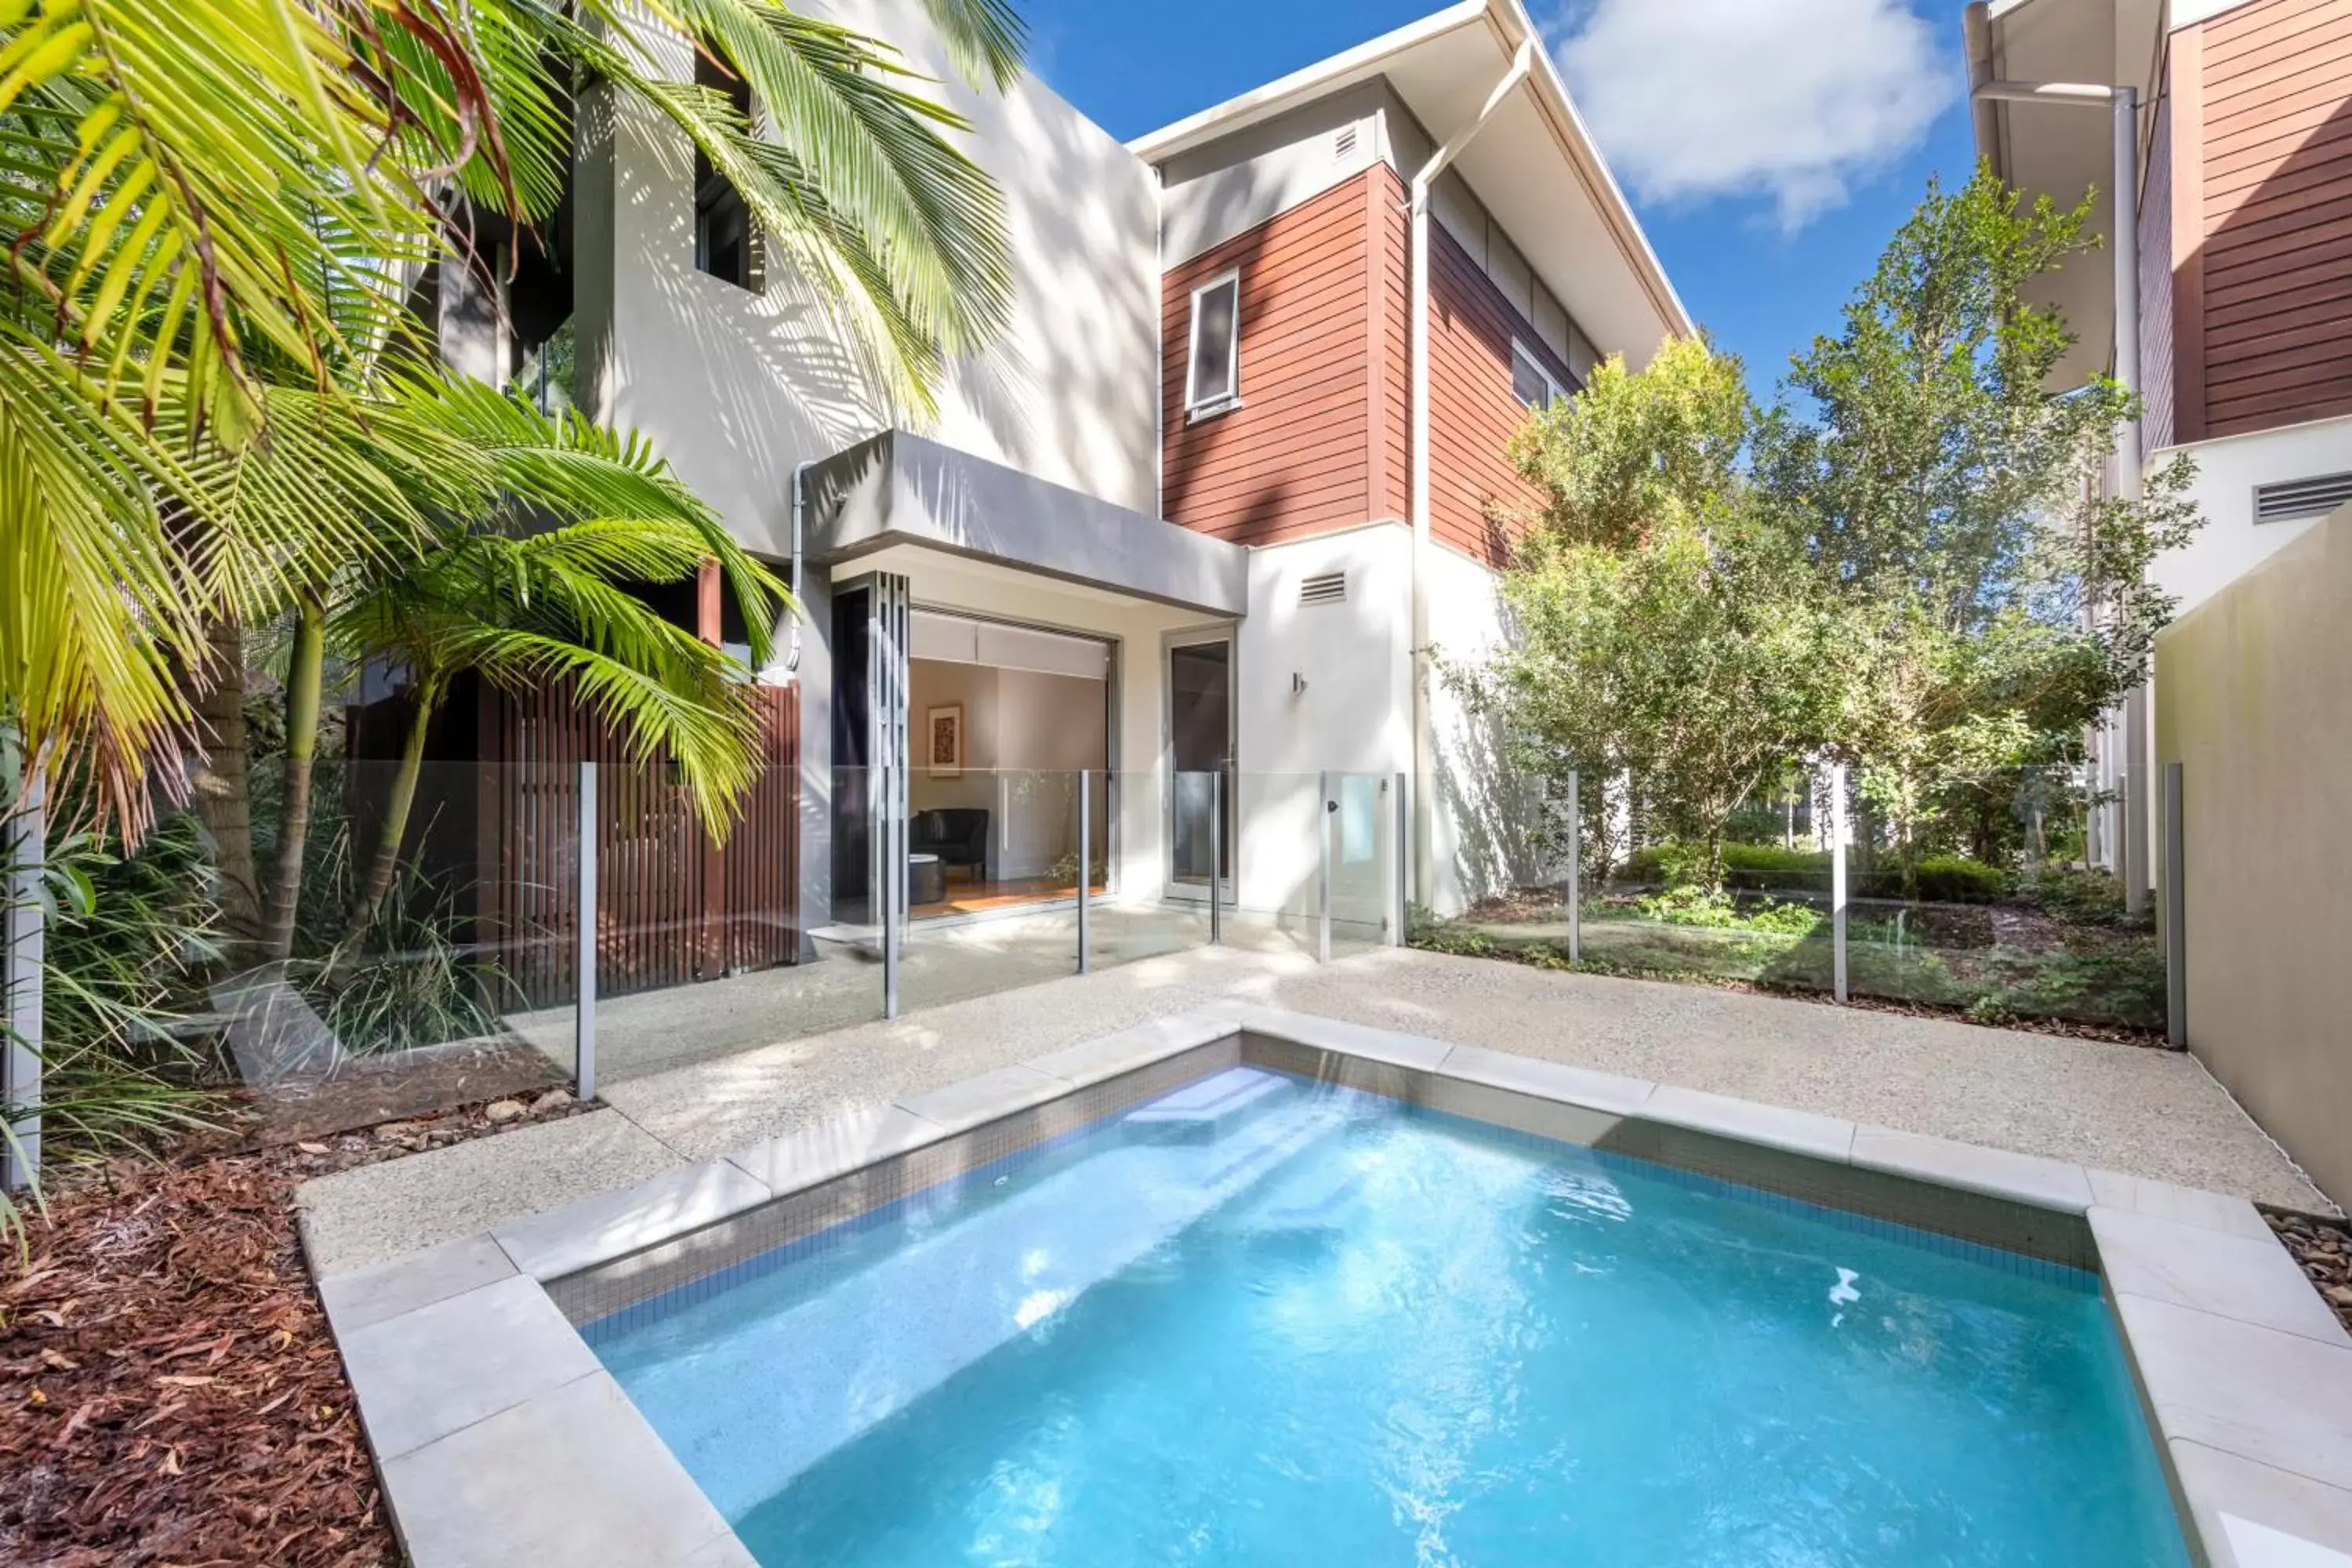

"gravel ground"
[296,944,2335,1276]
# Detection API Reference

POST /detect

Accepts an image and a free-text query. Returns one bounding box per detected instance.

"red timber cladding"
[1160,160,1570,568]
[2183,0,2352,438]
[1161,173,1376,545]
[1425,210,1573,566]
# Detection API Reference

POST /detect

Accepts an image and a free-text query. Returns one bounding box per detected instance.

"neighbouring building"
[406,0,1686,998]
[1973,0,2352,1204]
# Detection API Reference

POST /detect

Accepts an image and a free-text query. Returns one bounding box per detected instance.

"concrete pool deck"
[314,1003,2352,1568]
[296,945,2335,1277]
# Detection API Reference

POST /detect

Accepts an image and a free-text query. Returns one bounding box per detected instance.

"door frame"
[1161,622,1237,904]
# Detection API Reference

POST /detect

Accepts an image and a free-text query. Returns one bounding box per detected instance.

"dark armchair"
[911,808,989,883]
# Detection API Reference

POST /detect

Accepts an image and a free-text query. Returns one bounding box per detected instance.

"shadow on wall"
[1431,694,1554,909]
[607,0,1164,557]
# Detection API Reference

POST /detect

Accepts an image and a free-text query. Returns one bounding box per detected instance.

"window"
[1512,341,1568,410]
[694,49,760,291]
[1186,271,1241,416]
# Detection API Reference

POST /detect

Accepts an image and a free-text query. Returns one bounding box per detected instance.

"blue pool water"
[591,1069,2187,1566]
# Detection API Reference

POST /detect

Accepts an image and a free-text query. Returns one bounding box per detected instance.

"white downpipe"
[1409,38,1533,906]
[1968,63,2146,904]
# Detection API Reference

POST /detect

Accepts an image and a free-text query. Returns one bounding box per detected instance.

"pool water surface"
[590,1067,2187,1566]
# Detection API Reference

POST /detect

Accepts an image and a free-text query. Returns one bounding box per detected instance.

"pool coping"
[309,1003,2352,1568]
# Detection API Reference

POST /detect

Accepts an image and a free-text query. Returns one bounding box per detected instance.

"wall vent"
[1334,125,1359,162]
[2255,471,2352,524]
[1299,570,1348,606]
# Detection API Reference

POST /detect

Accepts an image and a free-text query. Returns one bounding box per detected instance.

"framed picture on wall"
[927,703,964,778]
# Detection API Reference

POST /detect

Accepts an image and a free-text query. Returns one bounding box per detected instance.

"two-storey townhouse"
[1970,0,2352,1194]
[406,0,1684,1025]
[1968,0,2352,901]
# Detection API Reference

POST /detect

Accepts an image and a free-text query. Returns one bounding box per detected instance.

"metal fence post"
[883,764,902,1020]
[1831,764,1850,1004]
[1209,769,1225,946]
[3,779,45,1192]
[2165,760,2187,1050]
[1076,771,1091,976]
[1566,769,1581,964]
[1317,770,1334,964]
[574,763,596,1103]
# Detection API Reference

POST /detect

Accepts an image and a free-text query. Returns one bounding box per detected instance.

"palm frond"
[556,0,1015,415]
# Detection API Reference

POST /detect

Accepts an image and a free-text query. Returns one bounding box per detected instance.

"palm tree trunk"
[343,685,434,954]
[185,618,264,962]
[258,594,327,964]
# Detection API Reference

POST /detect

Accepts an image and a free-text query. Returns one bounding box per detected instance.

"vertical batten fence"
[2,782,43,1192]
[1830,764,1850,1004]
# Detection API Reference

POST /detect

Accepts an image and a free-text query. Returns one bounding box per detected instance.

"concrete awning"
[804,430,1249,619]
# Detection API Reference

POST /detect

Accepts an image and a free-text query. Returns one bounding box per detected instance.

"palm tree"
[0,0,1025,821]
[326,378,791,950]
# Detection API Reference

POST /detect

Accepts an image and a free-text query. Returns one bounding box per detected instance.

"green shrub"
[1620,842,1832,889]
[1875,855,2011,905]
[2017,867,2149,930]
[1631,885,1824,937]
[1620,841,2005,902]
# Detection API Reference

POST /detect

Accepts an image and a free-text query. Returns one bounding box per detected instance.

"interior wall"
[850,546,1229,907]
[908,658,1109,882]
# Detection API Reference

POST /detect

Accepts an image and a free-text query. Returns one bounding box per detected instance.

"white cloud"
[1552,0,1958,233]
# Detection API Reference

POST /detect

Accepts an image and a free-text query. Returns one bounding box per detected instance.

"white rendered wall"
[1229,525,1413,937]
[2149,412,2352,617]
[576,0,1160,561]
[1421,540,1551,917]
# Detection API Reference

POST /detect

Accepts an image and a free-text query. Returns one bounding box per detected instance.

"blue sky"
[1018,0,1983,397]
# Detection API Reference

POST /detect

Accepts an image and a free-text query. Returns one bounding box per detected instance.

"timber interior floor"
[911,875,1109,922]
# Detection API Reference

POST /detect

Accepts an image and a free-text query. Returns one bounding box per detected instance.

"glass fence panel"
[899,770,1102,1015]
[565,762,876,1087]
[224,759,579,1141]
[1842,765,2163,1033]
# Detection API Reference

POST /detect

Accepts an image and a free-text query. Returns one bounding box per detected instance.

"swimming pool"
[587,1065,2187,1566]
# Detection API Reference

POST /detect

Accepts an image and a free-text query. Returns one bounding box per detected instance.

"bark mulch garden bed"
[2269,1209,2352,1337]
[0,1088,589,1568]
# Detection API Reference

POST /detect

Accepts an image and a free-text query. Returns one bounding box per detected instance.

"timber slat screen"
[485,682,799,1007]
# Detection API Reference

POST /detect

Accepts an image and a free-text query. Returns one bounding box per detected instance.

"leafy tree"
[1758,167,2202,887]
[1464,339,1854,891]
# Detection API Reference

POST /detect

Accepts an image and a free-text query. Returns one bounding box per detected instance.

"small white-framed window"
[1511,339,1569,411]
[1186,270,1242,416]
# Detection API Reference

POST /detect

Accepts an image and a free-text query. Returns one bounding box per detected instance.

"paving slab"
[300,1110,683,1277]
[2092,1207,2351,1347]
[378,1370,739,1568]
[1852,1124,2096,1213]
[2116,1292,2352,1492]
[316,1232,517,1336]
[493,1158,772,1282]
[339,1275,599,1461]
